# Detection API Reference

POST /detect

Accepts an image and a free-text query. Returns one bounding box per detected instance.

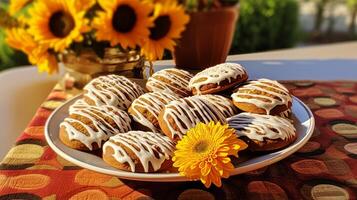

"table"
[0,61,357,199]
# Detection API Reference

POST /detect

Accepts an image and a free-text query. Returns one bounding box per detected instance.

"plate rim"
[45,95,315,182]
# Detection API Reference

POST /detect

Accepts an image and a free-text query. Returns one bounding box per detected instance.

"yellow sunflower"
[92,0,153,48]
[172,122,247,188]
[6,28,58,74]
[9,0,32,16]
[28,0,89,52]
[141,2,189,61]
[75,0,96,11]
[149,0,177,4]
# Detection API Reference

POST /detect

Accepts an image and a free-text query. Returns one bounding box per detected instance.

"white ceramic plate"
[45,95,315,182]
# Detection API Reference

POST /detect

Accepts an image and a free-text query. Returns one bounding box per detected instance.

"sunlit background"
[0,0,356,71]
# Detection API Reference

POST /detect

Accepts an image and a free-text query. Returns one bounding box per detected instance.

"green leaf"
[230,0,299,54]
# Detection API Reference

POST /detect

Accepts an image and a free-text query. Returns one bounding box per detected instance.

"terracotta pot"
[174,6,239,70]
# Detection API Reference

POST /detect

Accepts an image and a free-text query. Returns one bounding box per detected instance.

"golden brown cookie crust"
[233,101,292,116]
[146,69,193,97]
[103,135,173,173]
[59,126,98,151]
[192,74,248,95]
[240,135,297,152]
[158,108,179,141]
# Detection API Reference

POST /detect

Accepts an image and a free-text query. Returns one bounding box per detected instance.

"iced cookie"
[60,105,131,151]
[158,96,226,140]
[227,113,296,151]
[128,92,179,132]
[103,131,176,173]
[231,79,292,115]
[189,63,248,95]
[146,68,193,97]
[84,75,145,110]
[201,94,238,118]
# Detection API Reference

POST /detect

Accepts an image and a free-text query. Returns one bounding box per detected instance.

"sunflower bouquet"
[2,0,190,74]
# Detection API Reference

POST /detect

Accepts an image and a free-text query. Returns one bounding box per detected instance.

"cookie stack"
[59,63,296,173]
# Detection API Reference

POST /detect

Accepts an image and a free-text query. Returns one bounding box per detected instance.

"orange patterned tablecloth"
[0,81,356,200]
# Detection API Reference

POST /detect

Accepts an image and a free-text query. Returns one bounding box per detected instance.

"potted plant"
[1,0,190,87]
[174,0,240,69]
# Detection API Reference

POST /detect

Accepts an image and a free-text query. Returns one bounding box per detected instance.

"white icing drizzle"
[68,99,89,114]
[189,63,247,94]
[146,68,193,97]
[103,131,176,172]
[129,92,179,132]
[162,96,226,139]
[84,75,145,110]
[201,94,238,118]
[60,105,132,150]
[231,79,292,115]
[227,113,296,142]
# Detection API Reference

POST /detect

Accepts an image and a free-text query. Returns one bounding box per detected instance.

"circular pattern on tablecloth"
[178,189,215,200]
[1,144,44,166]
[344,105,357,118]
[297,141,321,153]
[330,120,357,139]
[311,184,349,200]
[315,109,345,119]
[290,159,328,175]
[319,87,336,95]
[344,143,357,155]
[247,181,288,200]
[295,141,324,156]
[41,100,65,110]
[75,169,123,187]
[294,81,315,87]
[324,159,350,176]
[7,174,50,190]
[292,87,323,97]
[300,179,356,200]
[24,126,45,137]
[313,97,337,107]
[335,87,355,95]
[69,189,109,200]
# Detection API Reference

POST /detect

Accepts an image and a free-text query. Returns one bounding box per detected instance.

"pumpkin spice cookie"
[200,94,238,118]
[146,68,193,97]
[60,105,131,151]
[227,113,296,151]
[231,79,292,115]
[83,75,145,110]
[68,99,89,114]
[128,92,179,133]
[189,63,248,95]
[103,131,176,173]
[158,96,226,141]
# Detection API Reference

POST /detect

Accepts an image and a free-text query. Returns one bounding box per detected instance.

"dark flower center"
[149,15,171,40]
[49,11,75,38]
[112,5,137,33]
[194,140,209,153]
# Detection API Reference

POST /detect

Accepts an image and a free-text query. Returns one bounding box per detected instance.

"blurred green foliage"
[0,2,29,71]
[230,0,299,54]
